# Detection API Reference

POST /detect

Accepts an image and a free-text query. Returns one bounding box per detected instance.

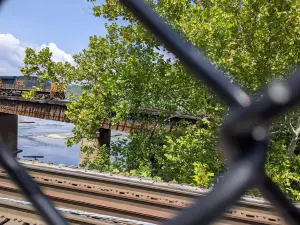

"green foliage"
[110,121,223,184]
[265,139,300,201]
[79,144,110,171]
[192,162,215,188]
[20,47,74,86]
[65,89,108,145]
[21,86,42,100]
[20,0,300,200]
[91,0,300,92]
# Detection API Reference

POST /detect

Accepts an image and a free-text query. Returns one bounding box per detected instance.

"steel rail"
[0,145,67,225]
[0,198,137,225]
[0,199,240,225]
[0,161,286,225]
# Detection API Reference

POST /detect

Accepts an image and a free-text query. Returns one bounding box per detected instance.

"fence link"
[0,0,300,224]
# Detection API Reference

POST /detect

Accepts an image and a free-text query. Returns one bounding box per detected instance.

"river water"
[18,116,127,166]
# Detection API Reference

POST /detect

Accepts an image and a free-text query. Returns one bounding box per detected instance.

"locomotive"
[0,76,66,100]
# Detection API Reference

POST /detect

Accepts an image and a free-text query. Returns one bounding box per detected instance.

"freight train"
[0,76,65,100]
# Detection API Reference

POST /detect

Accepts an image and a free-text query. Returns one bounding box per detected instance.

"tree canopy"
[20,0,300,200]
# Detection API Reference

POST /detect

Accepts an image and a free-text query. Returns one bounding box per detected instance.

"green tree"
[20,0,300,199]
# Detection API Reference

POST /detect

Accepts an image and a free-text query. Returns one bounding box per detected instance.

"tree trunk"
[288,134,298,155]
[287,116,300,155]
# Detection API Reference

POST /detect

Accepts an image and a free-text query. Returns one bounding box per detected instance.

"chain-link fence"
[1,0,300,224]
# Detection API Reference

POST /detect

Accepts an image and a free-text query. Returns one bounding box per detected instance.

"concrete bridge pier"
[0,113,18,154]
[79,128,111,167]
[96,128,111,148]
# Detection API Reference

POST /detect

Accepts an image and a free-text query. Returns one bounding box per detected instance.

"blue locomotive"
[0,76,65,100]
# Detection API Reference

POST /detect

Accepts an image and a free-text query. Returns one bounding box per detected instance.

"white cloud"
[39,43,75,65]
[0,34,25,71]
[0,68,7,73]
[0,33,74,76]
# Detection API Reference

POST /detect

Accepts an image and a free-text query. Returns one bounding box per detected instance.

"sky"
[0,0,107,76]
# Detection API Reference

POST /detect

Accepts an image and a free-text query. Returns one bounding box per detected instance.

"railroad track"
[0,160,286,225]
[0,198,150,225]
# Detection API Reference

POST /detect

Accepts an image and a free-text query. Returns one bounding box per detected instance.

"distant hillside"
[66,85,82,99]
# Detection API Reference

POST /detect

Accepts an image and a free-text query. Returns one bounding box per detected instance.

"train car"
[0,76,65,100]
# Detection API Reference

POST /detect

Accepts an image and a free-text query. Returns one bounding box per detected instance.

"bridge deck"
[0,96,204,132]
[0,96,69,122]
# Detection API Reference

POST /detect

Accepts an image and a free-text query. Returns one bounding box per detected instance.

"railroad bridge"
[0,96,202,156]
[0,96,70,122]
[0,96,70,154]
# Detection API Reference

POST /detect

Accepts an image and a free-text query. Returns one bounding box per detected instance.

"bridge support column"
[79,128,111,167]
[0,113,18,154]
[96,128,111,148]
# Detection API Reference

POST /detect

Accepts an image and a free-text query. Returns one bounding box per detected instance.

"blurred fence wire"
[0,0,300,224]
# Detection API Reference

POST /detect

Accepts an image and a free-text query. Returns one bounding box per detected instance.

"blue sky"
[0,0,107,54]
[0,0,111,76]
